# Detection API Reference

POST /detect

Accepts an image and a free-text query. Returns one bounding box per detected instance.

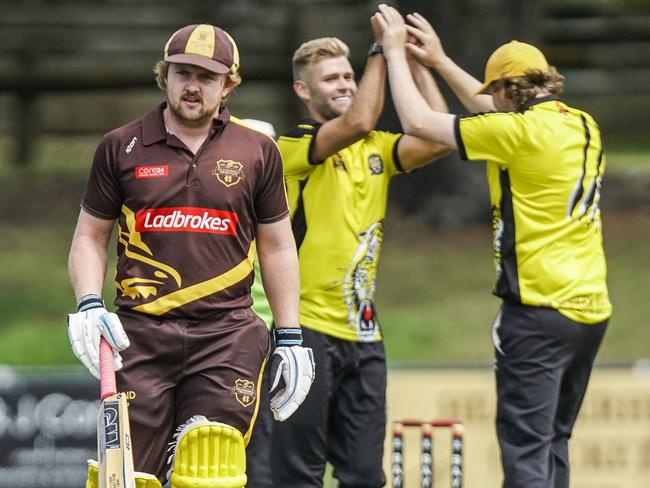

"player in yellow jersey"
[376,5,611,488]
[260,16,451,488]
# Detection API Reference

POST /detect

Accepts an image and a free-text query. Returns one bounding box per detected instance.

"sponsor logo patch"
[135,207,238,235]
[135,164,169,179]
[233,379,256,407]
[126,136,138,154]
[212,159,243,187]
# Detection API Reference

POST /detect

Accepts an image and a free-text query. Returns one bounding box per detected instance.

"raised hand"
[376,4,407,57]
[370,13,383,44]
[405,12,447,69]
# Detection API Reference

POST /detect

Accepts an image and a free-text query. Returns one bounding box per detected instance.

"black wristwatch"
[368,42,383,57]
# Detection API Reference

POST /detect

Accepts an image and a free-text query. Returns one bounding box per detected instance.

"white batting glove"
[269,327,315,422]
[67,294,130,379]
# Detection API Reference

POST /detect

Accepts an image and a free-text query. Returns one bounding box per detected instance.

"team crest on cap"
[233,379,256,407]
[367,153,384,175]
[187,27,213,57]
[212,159,243,187]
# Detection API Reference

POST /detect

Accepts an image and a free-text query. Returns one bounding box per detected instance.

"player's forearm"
[385,51,456,146]
[68,211,114,300]
[432,56,494,113]
[341,53,386,133]
[258,248,300,328]
[409,59,448,113]
[68,235,109,300]
[310,55,387,162]
[256,219,300,328]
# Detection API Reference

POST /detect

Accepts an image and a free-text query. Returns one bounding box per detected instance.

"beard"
[311,94,350,121]
[167,91,220,129]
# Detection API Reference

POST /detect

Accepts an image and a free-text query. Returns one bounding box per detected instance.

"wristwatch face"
[368,42,383,56]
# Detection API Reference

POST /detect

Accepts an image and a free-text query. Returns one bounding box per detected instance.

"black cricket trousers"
[492,302,608,488]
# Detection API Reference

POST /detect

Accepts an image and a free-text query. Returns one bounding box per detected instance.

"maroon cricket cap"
[164,24,240,74]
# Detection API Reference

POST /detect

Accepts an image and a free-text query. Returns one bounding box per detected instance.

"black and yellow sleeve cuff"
[454,115,468,161]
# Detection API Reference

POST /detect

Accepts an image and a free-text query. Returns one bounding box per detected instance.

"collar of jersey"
[299,118,321,129]
[517,95,561,113]
[141,102,230,146]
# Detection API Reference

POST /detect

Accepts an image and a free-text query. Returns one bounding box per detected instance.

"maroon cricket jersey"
[82,103,289,319]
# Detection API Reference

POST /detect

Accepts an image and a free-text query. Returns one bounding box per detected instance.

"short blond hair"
[152,60,242,102]
[292,37,350,81]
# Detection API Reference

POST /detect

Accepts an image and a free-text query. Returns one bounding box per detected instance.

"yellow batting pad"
[170,420,246,488]
[86,460,162,488]
[86,462,97,488]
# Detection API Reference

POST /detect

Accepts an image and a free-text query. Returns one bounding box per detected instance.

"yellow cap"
[476,40,549,95]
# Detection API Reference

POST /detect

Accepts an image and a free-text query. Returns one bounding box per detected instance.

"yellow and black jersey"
[455,96,611,324]
[279,120,403,342]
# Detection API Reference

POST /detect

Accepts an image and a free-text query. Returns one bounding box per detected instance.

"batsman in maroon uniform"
[66,24,314,487]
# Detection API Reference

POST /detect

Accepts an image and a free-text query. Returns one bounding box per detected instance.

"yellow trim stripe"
[132,244,255,316]
[243,355,268,445]
[121,205,154,255]
[116,228,183,288]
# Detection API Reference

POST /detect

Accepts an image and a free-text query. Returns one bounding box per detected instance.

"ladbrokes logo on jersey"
[135,207,238,235]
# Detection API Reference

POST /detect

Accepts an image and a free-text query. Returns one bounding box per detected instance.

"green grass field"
[0,149,649,366]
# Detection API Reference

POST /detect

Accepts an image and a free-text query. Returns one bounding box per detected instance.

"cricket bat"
[97,337,136,488]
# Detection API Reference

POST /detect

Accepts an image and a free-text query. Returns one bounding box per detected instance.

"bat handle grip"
[99,337,117,400]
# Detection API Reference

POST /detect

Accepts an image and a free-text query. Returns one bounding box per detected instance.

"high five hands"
[373,4,407,57]
[375,4,448,69]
